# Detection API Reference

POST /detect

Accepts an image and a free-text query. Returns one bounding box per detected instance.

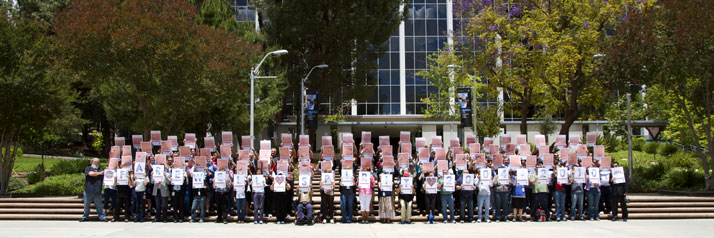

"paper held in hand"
[380,173,393,192]
[359,172,371,189]
[171,168,183,185]
[612,167,626,184]
[443,174,456,192]
[516,169,529,186]
[400,177,413,194]
[192,172,205,188]
[341,169,354,186]
[321,173,334,190]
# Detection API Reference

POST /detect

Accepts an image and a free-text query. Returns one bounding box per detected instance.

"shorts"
[359,194,372,212]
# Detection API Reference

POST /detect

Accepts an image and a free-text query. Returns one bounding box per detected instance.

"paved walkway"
[0,220,712,237]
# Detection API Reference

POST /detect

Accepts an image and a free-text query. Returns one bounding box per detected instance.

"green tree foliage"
[460,0,634,136]
[605,0,714,190]
[417,50,477,121]
[15,0,68,26]
[260,0,406,113]
[0,4,78,193]
[53,0,280,139]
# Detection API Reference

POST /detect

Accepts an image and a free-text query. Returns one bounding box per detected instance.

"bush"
[13,173,85,196]
[661,168,705,190]
[1,146,23,157]
[8,177,28,192]
[663,152,701,170]
[636,161,666,181]
[660,143,679,156]
[632,137,645,152]
[644,142,661,155]
[602,133,621,152]
[50,159,91,176]
[26,164,46,184]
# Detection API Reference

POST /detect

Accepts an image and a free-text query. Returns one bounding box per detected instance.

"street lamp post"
[301,64,328,135]
[250,49,288,148]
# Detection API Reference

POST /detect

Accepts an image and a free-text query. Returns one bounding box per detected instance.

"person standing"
[475,170,493,223]
[270,172,291,224]
[511,171,527,222]
[438,170,456,224]
[493,168,510,222]
[611,162,628,222]
[358,168,376,224]
[530,163,550,221]
[131,171,149,222]
[553,163,568,221]
[421,171,438,224]
[585,168,601,221]
[251,169,267,224]
[340,165,356,223]
[377,172,395,223]
[457,170,475,223]
[320,168,336,224]
[213,167,232,224]
[114,170,133,222]
[80,158,107,222]
[188,167,208,223]
[397,169,415,224]
[570,167,585,221]
[152,166,170,223]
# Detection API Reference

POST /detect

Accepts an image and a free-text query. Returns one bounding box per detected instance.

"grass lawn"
[13,157,64,173]
[13,156,107,173]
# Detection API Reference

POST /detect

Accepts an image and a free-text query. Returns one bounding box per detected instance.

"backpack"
[536,209,546,222]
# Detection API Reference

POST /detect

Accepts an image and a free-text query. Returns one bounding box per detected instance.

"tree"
[459,0,633,136]
[418,50,475,121]
[260,0,406,115]
[54,0,276,142]
[15,0,69,26]
[605,0,714,190]
[0,5,78,193]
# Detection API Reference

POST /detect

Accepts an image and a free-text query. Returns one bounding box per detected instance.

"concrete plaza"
[0,219,712,238]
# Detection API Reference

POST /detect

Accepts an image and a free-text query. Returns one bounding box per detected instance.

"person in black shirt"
[80,158,107,222]
[611,162,629,222]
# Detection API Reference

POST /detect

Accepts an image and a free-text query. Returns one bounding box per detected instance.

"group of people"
[81,132,629,225]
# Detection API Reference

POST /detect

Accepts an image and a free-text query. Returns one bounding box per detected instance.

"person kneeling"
[295,190,313,225]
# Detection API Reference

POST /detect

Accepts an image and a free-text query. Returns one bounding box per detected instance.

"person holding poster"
[81,158,107,222]
[377,173,395,223]
[553,162,568,221]
[151,163,170,223]
[421,172,439,224]
[397,169,415,224]
[528,163,550,221]
[511,170,527,222]
[340,162,356,223]
[493,168,511,222]
[585,167,601,221]
[570,165,586,221]
[233,168,248,223]
[358,168,375,224]
[475,169,493,223]
[270,172,291,224]
[438,170,457,223]
[457,171,475,223]
[113,169,133,223]
[213,167,232,224]
[166,157,186,223]
[131,169,149,222]
[296,185,314,225]
[188,168,207,223]
[320,169,336,224]
[251,169,267,224]
[611,162,628,221]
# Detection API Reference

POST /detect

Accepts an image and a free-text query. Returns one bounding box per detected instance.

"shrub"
[1,146,23,157]
[50,159,91,176]
[661,168,705,190]
[632,137,645,152]
[636,161,666,181]
[8,177,28,192]
[663,152,701,170]
[26,164,46,184]
[660,143,679,156]
[13,173,85,196]
[602,133,621,152]
[644,142,661,155]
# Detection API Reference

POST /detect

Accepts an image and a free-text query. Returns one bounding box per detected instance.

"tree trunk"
[519,100,528,135]
[559,94,579,141]
[706,175,714,191]
[101,116,113,158]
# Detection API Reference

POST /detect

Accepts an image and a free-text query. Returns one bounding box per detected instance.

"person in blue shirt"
[511,171,527,222]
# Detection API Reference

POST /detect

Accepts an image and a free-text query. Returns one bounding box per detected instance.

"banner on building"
[456,87,473,128]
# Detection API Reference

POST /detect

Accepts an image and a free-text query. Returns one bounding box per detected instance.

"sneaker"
[79,218,88,222]
[452,221,456,224]
[487,220,491,223]
[460,220,464,224]
[400,221,405,224]
[323,219,327,224]
[477,220,481,223]
[330,219,335,224]
[259,220,264,224]
[223,220,228,224]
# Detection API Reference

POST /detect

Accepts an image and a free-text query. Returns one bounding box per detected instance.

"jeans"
[400,199,412,222]
[191,196,206,221]
[103,188,116,210]
[83,191,106,220]
[253,192,265,222]
[440,194,455,222]
[236,198,247,221]
[340,191,355,222]
[494,192,509,221]
[133,191,146,221]
[297,203,313,219]
[571,192,584,219]
[459,195,474,222]
[554,190,566,220]
[587,189,601,219]
[477,195,491,222]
